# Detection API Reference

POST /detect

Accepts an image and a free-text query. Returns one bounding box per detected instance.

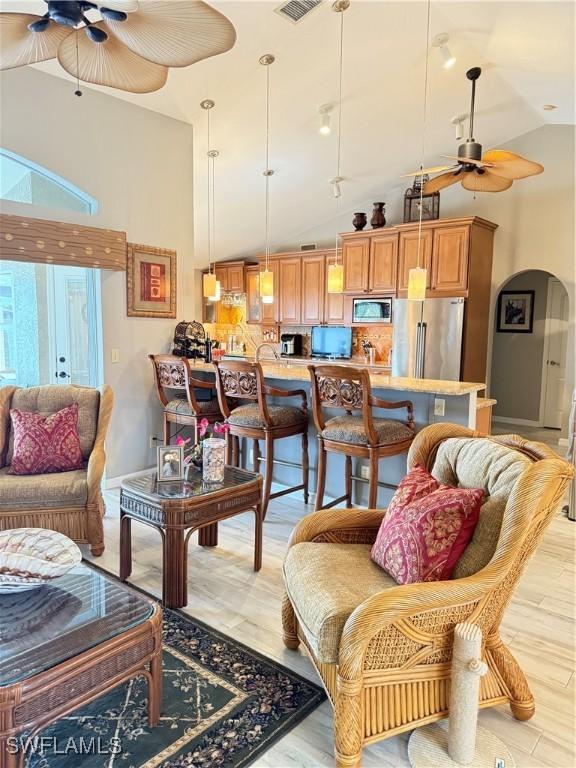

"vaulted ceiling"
[4,1,575,261]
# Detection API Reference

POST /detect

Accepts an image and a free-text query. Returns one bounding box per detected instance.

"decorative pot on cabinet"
[352,212,367,231]
[371,202,386,228]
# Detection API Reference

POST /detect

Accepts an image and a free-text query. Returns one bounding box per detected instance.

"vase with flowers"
[176,419,230,482]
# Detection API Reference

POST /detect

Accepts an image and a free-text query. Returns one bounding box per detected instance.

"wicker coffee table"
[120,466,263,609]
[0,565,162,768]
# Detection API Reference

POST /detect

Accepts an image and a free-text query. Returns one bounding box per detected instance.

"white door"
[542,278,569,429]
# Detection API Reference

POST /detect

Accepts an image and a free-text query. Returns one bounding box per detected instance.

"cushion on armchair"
[283,542,397,664]
[9,404,83,475]
[0,466,87,509]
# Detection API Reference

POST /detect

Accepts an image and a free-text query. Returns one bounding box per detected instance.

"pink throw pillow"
[386,464,441,516]
[9,403,83,475]
[371,469,484,583]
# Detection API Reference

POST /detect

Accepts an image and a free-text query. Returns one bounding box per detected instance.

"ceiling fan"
[0,1,236,94]
[405,67,544,193]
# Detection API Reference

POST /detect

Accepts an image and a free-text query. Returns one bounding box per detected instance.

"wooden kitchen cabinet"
[342,237,370,293]
[245,266,261,323]
[279,257,301,324]
[214,261,245,293]
[261,260,279,324]
[397,229,433,292]
[431,226,469,292]
[214,265,228,292]
[301,254,325,325]
[369,233,397,293]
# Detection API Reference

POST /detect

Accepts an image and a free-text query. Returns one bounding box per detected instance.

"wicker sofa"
[0,384,113,555]
[282,423,574,768]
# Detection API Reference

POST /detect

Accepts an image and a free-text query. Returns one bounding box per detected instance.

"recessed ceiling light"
[432,32,456,69]
[543,104,558,111]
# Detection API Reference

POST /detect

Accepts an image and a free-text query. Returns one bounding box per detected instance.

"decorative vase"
[352,212,367,231]
[202,438,226,484]
[371,202,386,228]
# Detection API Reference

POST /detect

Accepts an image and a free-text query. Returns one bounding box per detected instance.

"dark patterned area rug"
[29,606,325,767]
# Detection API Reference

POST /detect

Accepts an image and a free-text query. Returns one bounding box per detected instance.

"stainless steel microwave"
[352,297,392,324]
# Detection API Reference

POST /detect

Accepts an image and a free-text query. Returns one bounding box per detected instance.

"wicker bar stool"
[308,365,415,509]
[149,354,223,445]
[214,360,309,518]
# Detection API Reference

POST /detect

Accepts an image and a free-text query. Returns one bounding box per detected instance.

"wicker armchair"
[282,423,574,768]
[0,384,113,556]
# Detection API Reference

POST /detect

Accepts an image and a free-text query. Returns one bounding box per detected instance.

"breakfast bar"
[189,360,485,507]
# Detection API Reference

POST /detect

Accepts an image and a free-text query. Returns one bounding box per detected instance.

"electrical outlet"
[434,398,446,417]
[111,348,120,363]
[360,465,370,480]
[149,434,157,449]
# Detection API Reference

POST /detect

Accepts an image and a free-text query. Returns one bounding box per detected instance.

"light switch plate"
[434,398,445,417]
[111,348,120,364]
[360,465,370,480]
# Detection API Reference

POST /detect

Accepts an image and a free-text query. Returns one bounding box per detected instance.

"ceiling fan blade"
[402,164,457,178]
[441,154,493,168]
[0,13,70,70]
[423,171,463,194]
[481,150,544,180]
[103,0,236,68]
[461,169,513,193]
[99,1,139,10]
[57,23,168,93]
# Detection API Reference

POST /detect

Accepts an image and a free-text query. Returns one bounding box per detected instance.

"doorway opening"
[0,260,102,388]
[490,270,570,439]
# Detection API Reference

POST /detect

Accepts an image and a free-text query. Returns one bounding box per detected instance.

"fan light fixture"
[319,104,332,135]
[0,2,236,95]
[259,54,276,305]
[326,0,349,295]
[432,32,455,69]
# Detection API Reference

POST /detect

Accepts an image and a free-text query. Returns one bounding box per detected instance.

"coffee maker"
[280,333,302,357]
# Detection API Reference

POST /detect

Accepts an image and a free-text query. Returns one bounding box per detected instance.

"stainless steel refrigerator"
[392,298,466,380]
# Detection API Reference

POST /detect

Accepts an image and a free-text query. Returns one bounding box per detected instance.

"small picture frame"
[157,445,184,482]
[497,290,535,333]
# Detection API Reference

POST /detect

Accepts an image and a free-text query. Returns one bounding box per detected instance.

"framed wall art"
[127,243,176,318]
[496,290,535,333]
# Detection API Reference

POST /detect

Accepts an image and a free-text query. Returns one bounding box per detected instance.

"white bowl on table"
[0,528,82,594]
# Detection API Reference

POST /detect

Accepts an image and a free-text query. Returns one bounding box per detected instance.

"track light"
[432,33,456,69]
[451,114,468,141]
[319,104,333,135]
[331,176,343,198]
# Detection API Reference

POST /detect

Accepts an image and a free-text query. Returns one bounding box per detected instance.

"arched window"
[0,148,98,215]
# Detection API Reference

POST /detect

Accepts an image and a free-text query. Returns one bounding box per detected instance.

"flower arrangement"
[176,419,230,468]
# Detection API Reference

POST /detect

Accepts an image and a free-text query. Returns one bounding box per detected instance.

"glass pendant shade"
[260,269,274,304]
[208,280,221,302]
[327,262,344,294]
[203,271,217,298]
[407,267,427,301]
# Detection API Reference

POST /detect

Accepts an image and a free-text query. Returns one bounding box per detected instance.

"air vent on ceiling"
[275,0,324,24]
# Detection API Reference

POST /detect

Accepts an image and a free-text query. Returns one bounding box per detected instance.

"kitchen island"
[189,360,485,506]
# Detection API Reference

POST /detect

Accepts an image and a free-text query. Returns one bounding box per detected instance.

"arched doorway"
[490,270,570,439]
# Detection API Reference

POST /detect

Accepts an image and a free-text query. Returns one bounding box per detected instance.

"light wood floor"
[88,480,575,768]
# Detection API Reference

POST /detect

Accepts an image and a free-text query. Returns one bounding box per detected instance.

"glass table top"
[0,564,154,686]
[122,466,259,501]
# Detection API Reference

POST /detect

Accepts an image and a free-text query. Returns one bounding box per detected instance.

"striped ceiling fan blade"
[0,13,71,70]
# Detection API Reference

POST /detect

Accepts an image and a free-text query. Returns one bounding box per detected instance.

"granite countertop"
[189,360,485,396]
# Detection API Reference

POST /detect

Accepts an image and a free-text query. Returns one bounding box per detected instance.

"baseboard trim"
[492,416,542,428]
[106,467,154,490]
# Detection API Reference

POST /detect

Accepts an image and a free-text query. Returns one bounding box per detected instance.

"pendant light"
[259,53,275,305]
[201,99,220,300]
[407,0,432,302]
[327,0,349,295]
[207,148,221,302]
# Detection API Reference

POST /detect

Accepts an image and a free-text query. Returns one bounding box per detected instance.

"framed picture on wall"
[496,290,535,333]
[127,243,176,318]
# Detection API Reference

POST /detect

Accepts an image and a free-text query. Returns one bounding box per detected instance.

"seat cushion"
[431,438,531,579]
[283,543,397,664]
[321,415,413,445]
[0,466,88,510]
[8,386,99,462]
[165,396,221,417]
[228,404,306,429]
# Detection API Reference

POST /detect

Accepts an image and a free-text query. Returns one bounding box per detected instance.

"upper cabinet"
[301,254,325,326]
[369,233,398,293]
[278,257,302,324]
[430,226,469,292]
[397,229,433,292]
[342,237,370,293]
[245,265,261,324]
[214,261,245,293]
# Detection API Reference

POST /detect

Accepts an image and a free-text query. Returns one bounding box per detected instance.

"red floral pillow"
[386,464,442,516]
[9,404,84,475]
[371,476,484,583]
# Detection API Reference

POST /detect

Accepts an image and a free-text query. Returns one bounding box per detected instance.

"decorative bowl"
[0,528,82,594]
